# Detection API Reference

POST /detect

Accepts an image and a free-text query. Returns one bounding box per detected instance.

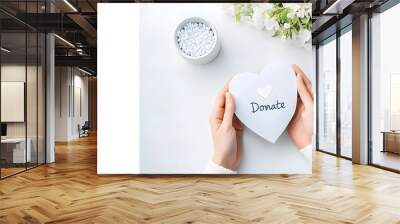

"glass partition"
[317,37,337,154]
[0,1,46,179]
[1,31,28,177]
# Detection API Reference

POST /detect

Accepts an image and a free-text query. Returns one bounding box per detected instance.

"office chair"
[79,121,90,138]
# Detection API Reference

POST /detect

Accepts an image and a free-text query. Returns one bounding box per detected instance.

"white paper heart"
[256,85,272,98]
[229,63,297,143]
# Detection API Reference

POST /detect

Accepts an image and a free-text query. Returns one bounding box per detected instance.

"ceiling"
[0,0,395,74]
[0,0,100,74]
[312,0,391,44]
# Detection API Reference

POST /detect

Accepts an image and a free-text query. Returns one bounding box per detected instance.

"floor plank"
[1,134,400,223]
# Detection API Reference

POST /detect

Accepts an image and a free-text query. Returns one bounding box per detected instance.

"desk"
[381,131,400,154]
[1,138,31,163]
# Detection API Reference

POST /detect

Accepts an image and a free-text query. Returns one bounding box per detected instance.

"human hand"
[287,64,314,149]
[209,83,244,170]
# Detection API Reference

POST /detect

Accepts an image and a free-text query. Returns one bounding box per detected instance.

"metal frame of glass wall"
[315,24,352,160]
[0,0,47,180]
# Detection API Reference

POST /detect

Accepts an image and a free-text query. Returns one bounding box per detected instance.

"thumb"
[297,74,313,109]
[221,92,235,128]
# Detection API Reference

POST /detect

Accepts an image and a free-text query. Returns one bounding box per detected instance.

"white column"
[352,14,369,164]
[55,67,74,141]
[46,32,55,163]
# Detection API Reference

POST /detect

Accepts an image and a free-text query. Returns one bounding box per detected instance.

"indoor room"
[0,1,399,223]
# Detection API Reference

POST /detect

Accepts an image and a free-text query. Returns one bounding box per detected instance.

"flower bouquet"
[225,3,312,46]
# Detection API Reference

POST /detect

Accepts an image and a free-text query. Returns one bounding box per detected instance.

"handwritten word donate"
[250,100,285,113]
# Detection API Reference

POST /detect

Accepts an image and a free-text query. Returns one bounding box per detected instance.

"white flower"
[296,8,307,18]
[287,11,295,19]
[241,15,252,24]
[298,29,311,44]
[284,23,291,29]
[298,4,312,17]
[283,3,300,12]
[264,16,279,31]
[301,4,312,15]
[252,6,266,30]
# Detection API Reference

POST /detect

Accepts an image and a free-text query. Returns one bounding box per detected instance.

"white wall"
[1,65,42,138]
[55,67,89,141]
[71,72,89,138]
[1,65,26,132]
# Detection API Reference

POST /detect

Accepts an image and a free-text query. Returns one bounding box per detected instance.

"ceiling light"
[63,0,78,12]
[76,48,85,55]
[78,67,93,76]
[54,34,75,48]
[323,0,354,14]
[1,47,11,53]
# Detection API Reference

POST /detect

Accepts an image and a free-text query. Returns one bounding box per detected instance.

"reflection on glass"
[371,4,400,171]
[318,38,337,154]
[0,1,47,179]
[38,33,46,165]
[25,0,42,169]
[340,30,352,158]
[27,32,38,169]
[390,75,400,130]
[1,32,27,177]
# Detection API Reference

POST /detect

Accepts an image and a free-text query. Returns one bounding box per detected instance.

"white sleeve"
[298,144,312,164]
[204,161,237,174]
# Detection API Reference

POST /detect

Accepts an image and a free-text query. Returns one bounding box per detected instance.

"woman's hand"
[209,84,244,170]
[287,64,314,149]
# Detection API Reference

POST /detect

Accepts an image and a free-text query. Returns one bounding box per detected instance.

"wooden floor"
[1,163,44,178]
[1,167,26,178]
[1,135,400,223]
[373,150,400,171]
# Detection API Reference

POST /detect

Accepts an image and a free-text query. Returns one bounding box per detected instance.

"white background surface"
[98,4,315,174]
[139,4,314,174]
[98,4,140,174]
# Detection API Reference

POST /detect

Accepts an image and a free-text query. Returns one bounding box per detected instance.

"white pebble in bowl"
[175,17,221,65]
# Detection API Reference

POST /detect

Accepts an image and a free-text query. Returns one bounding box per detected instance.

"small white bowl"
[174,17,221,65]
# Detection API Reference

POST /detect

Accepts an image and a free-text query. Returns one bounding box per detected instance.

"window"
[339,29,352,158]
[370,3,400,171]
[317,37,337,154]
[390,74,400,130]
